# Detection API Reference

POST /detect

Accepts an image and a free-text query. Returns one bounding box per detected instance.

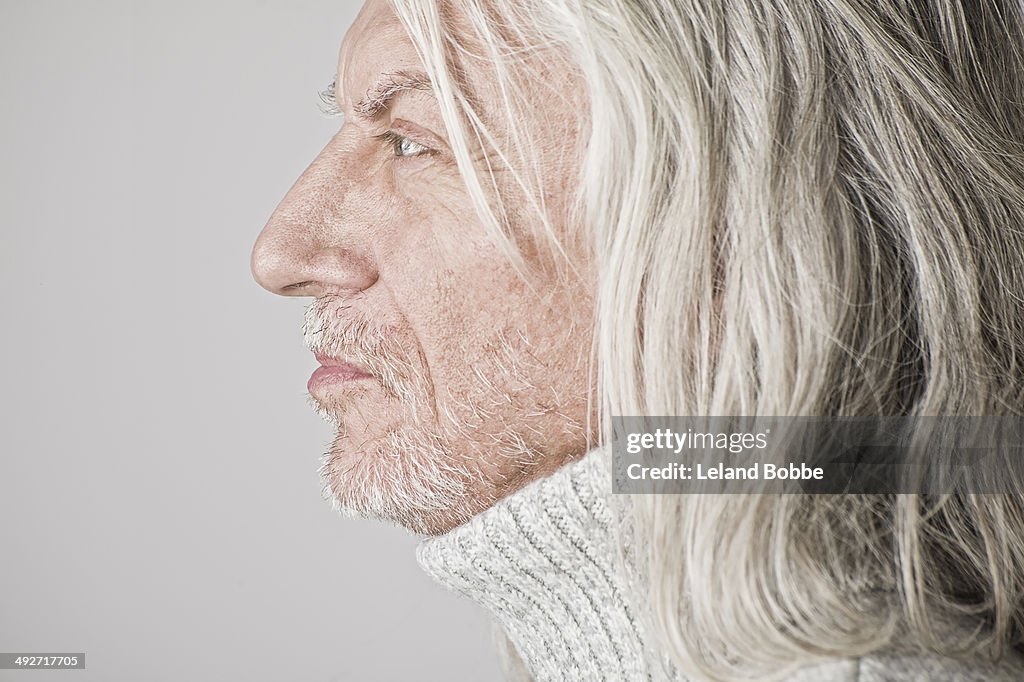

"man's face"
[251,0,592,534]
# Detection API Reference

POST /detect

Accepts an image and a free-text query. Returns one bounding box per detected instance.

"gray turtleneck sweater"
[416,447,1024,681]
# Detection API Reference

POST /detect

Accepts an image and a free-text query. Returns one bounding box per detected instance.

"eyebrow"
[351,69,434,119]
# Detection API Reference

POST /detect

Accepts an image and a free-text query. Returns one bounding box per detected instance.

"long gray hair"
[391,0,1024,678]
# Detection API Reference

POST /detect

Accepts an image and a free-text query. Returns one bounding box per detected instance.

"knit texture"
[416,446,1024,681]
[417,446,680,680]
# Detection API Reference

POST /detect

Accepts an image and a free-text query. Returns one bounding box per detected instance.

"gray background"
[0,1,502,680]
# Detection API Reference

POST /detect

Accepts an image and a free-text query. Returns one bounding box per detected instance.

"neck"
[415,446,681,680]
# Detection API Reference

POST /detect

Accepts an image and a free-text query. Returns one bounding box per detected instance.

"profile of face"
[251,0,593,535]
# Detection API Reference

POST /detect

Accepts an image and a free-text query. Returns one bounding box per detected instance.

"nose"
[251,143,379,298]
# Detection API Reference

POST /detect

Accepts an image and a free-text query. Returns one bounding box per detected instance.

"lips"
[308,352,374,393]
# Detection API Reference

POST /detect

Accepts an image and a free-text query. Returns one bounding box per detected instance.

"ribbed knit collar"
[416,446,682,681]
[415,448,1024,682]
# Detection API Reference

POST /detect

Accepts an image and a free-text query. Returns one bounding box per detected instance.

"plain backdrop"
[0,1,503,680]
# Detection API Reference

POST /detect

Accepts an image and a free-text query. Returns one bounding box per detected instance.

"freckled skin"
[251,0,593,534]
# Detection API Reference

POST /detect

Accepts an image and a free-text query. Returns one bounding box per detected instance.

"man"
[253,0,1024,679]
[251,0,593,538]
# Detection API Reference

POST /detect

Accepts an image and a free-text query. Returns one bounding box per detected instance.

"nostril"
[250,231,317,296]
[251,221,378,298]
[281,281,317,294]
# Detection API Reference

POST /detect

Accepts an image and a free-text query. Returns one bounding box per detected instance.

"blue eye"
[376,130,431,158]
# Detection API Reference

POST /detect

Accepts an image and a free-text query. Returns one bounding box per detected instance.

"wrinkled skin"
[251,0,593,535]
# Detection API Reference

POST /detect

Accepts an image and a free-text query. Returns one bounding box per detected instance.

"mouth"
[308,351,375,394]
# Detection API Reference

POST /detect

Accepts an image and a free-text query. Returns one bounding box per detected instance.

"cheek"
[407,246,586,430]
[378,177,592,444]
[375,187,508,384]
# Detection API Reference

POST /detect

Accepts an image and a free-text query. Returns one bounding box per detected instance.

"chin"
[318,427,511,535]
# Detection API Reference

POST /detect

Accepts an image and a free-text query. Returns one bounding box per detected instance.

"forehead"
[336,0,423,104]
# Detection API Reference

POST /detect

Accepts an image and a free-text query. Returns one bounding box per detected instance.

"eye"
[376,130,432,158]
[317,78,342,118]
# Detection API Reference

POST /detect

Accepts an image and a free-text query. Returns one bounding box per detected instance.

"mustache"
[302,296,424,400]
